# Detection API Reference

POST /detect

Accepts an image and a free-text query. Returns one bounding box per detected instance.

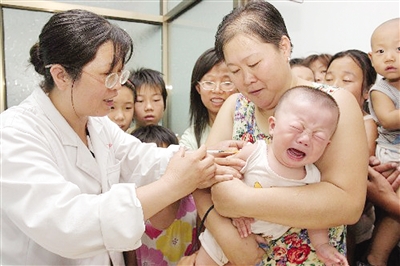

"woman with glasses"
[180,48,237,151]
[0,9,222,265]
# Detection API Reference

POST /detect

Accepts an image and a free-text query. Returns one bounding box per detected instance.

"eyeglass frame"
[45,64,130,89]
[197,80,235,92]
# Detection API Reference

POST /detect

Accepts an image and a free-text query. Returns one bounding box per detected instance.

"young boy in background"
[129,68,168,129]
[107,82,135,132]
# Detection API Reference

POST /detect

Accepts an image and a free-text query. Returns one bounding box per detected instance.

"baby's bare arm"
[309,228,348,265]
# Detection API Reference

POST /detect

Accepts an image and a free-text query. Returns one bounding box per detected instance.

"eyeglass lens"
[105,70,130,88]
[200,81,234,91]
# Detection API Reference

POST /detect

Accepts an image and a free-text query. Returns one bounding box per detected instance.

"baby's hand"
[232,217,255,238]
[315,243,349,266]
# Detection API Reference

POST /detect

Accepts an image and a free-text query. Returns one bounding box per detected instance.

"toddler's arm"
[370,90,400,130]
[231,142,256,161]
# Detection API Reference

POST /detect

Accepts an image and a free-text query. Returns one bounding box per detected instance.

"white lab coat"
[1,88,177,265]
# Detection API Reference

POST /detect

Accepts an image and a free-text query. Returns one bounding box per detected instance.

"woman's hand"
[213,156,245,182]
[196,145,247,188]
[232,217,255,238]
[138,145,216,220]
[367,156,400,219]
[369,156,400,191]
[177,252,197,266]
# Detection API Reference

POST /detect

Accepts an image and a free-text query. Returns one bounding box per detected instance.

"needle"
[206,149,226,154]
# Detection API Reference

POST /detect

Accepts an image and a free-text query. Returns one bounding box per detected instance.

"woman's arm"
[148,201,180,230]
[212,89,368,228]
[364,117,378,157]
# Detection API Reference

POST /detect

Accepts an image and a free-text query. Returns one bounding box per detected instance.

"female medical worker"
[0,9,236,265]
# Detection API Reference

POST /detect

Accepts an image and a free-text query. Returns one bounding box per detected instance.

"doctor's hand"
[212,156,245,184]
[164,145,216,192]
[207,140,247,158]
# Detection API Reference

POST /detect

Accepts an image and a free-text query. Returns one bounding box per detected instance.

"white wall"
[271,0,399,58]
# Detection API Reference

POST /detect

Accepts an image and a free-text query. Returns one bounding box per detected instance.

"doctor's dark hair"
[215,0,292,61]
[190,48,223,148]
[29,9,133,93]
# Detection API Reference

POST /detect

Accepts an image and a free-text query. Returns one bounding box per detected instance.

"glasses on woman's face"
[198,81,235,92]
[45,64,130,89]
[82,69,131,89]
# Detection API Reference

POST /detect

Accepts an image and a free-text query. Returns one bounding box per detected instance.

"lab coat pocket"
[106,161,121,189]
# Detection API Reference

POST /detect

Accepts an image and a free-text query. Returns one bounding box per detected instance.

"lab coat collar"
[33,88,80,147]
[32,88,104,184]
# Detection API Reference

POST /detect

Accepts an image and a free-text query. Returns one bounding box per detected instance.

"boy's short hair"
[128,68,168,109]
[131,124,178,147]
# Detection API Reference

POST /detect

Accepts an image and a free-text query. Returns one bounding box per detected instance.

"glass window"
[45,0,160,15]
[3,8,52,107]
[3,8,162,108]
